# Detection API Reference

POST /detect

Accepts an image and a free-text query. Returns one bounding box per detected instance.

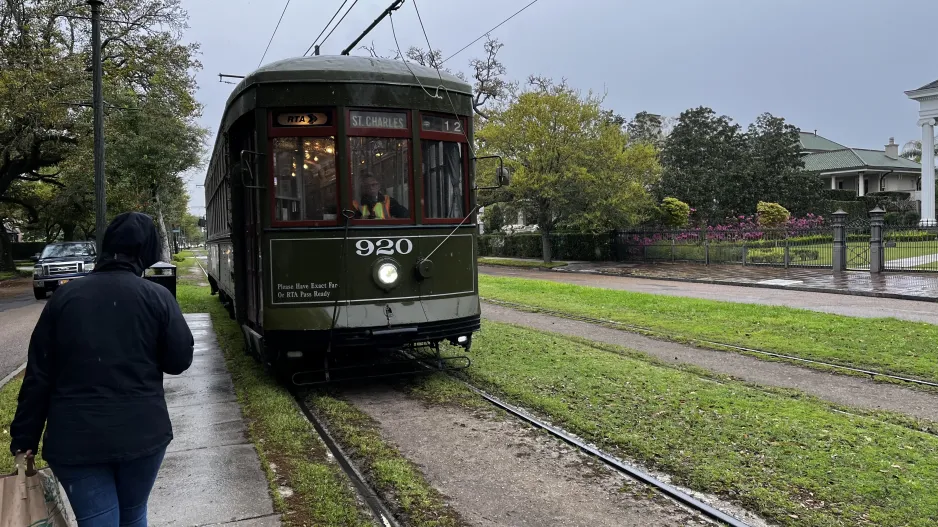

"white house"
[800,131,928,200]
[906,79,938,226]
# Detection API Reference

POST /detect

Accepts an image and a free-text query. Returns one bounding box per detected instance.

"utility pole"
[88,0,106,254]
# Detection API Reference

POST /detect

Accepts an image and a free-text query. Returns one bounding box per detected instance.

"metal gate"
[846,219,870,271]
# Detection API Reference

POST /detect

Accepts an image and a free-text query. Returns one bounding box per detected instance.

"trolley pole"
[88,0,107,253]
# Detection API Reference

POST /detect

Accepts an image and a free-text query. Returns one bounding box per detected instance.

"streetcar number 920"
[355,238,413,256]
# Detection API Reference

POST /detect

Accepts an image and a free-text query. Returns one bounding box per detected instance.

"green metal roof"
[225,55,472,109]
[802,148,922,173]
[798,131,847,152]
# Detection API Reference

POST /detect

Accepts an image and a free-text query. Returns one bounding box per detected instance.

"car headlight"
[84,263,95,272]
[372,260,401,290]
[33,266,41,277]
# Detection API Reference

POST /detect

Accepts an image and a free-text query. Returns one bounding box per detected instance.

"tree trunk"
[0,229,14,272]
[541,230,553,263]
[155,193,172,263]
[62,223,76,241]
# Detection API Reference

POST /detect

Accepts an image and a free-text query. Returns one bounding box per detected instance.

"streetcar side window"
[349,137,411,220]
[422,140,465,219]
[272,137,338,222]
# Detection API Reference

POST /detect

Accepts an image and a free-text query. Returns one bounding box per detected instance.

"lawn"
[479,274,938,383]
[0,269,31,282]
[458,321,938,527]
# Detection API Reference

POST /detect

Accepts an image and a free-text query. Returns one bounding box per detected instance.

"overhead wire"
[441,0,541,64]
[318,0,362,52]
[258,0,292,68]
[305,0,350,56]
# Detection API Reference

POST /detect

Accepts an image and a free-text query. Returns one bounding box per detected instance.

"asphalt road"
[480,266,938,324]
[0,280,42,381]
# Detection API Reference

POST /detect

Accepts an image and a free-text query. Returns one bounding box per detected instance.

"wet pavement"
[149,313,280,527]
[483,259,938,301]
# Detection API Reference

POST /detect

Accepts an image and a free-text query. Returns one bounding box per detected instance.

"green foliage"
[825,189,859,201]
[756,201,790,227]
[658,197,690,227]
[626,111,664,147]
[476,77,660,261]
[478,233,612,261]
[658,108,821,222]
[747,247,785,263]
[482,203,505,233]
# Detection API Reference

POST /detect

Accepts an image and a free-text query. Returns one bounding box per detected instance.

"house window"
[838,181,844,190]
[917,177,922,191]
[880,177,887,192]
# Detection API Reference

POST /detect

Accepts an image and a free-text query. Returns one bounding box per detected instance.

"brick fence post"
[832,209,847,272]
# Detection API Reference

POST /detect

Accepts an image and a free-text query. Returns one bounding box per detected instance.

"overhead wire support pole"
[341,0,404,55]
[88,0,106,254]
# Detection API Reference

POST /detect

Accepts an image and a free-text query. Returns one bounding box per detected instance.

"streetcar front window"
[422,140,465,219]
[349,137,411,220]
[272,137,337,221]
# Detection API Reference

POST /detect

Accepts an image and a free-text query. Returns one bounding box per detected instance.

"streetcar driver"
[353,173,409,219]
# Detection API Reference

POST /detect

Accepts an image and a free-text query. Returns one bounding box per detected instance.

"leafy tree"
[627,111,664,147]
[658,107,745,221]
[477,77,661,262]
[0,0,204,269]
[901,135,938,162]
[482,202,505,234]
[658,108,817,222]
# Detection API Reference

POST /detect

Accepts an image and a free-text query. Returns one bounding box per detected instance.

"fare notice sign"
[275,111,331,127]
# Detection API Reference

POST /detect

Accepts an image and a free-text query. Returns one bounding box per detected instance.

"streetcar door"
[241,137,263,326]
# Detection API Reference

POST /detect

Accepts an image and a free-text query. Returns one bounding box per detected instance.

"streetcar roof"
[225,55,472,109]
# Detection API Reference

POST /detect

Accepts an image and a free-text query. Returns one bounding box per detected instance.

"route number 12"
[355,238,413,256]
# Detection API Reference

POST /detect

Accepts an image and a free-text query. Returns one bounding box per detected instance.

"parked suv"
[31,241,97,300]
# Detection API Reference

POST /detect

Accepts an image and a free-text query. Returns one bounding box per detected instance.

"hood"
[95,212,162,274]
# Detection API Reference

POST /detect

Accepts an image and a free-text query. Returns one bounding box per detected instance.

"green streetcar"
[203,55,508,384]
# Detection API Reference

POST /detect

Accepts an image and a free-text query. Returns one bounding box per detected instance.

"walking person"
[9,211,194,526]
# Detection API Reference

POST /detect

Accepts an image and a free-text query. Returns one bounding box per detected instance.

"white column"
[921,118,936,226]
[831,176,836,190]
[857,173,865,197]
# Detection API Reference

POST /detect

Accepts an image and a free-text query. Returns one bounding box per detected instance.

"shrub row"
[478,233,613,261]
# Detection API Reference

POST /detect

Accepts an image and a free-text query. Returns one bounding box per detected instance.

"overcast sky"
[180,0,938,215]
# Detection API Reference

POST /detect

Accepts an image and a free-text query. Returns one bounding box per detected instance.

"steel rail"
[481,297,938,389]
[293,393,402,527]
[457,381,753,527]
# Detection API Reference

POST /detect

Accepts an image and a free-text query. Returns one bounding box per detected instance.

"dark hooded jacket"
[9,212,194,465]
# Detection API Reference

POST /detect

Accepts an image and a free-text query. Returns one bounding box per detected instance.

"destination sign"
[275,112,330,127]
[349,110,407,130]
[422,115,464,134]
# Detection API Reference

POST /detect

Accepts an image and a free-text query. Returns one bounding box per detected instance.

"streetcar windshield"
[349,137,411,220]
[272,137,338,222]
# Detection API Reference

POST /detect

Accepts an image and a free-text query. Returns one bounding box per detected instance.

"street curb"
[0,361,27,390]
[479,264,938,303]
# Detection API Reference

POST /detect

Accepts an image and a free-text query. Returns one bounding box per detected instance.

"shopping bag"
[0,454,69,527]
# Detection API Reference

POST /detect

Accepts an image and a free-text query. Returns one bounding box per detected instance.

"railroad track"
[481,297,938,389]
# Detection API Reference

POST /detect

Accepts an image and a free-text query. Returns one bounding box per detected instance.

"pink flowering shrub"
[628,213,826,247]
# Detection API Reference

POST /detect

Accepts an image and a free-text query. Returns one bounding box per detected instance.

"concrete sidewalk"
[495,260,938,301]
[149,313,279,527]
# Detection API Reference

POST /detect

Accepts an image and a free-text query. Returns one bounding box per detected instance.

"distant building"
[2,222,22,243]
[798,131,931,201]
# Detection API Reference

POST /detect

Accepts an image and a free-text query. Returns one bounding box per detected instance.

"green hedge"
[479,233,613,261]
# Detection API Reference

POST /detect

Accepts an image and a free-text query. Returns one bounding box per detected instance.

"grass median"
[457,320,938,527]
[479,274,938,383]
[176,284,374,527]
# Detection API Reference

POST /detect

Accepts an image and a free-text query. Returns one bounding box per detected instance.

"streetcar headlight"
[377,263,398,285]
[372,260,401,291]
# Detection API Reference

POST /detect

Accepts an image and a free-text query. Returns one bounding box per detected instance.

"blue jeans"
[48,447,166,527]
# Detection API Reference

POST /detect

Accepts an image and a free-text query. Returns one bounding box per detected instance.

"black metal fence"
[613,227,835,269]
